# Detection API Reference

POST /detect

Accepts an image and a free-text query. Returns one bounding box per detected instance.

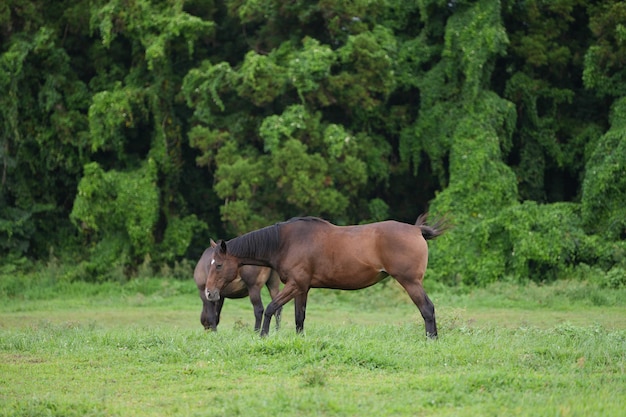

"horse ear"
[219,240,227,254]
[210,239,217,248]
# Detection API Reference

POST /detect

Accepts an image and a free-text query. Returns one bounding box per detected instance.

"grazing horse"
[204,215,446,338]
[194,241,282,331]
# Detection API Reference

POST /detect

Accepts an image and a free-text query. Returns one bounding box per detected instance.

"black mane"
[225,217,330,260]
[226,223,281,260]
[283,216,329,225]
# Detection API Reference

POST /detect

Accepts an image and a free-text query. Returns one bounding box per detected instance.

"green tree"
[502,0,601,203]
[0,1,92,261]
[71,0,214,273]
[2,0,626,285]
[581,98,626,240]
[183,11,397,233]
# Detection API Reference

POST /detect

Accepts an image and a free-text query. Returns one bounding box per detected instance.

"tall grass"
[1,319,624,416]
[1,276,625,416]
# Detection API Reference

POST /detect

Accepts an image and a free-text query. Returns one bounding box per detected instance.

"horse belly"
[309,268,388,290]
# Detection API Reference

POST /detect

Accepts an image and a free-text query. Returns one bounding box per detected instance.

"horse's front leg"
[266,271,283,330]
[261,282,300,337]
[247,286,265,332]
[214,297,225,329]
[294,290,310,334]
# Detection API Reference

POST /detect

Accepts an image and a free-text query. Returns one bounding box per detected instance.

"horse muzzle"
[205,288,220,301]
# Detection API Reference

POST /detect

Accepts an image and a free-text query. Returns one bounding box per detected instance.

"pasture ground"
[1,277,625,416]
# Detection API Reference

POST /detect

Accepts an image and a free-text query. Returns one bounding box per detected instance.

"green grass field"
[1,277,625,416]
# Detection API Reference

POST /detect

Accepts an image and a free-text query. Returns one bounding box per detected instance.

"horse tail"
[415,213,448,240]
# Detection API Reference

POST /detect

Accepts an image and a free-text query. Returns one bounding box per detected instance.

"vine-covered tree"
[1,0,624,284]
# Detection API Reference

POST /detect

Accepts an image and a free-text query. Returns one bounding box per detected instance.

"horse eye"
[215,264,222,271]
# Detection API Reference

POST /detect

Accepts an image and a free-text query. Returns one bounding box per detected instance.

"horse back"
[278,220,428,286]
[338,220,428,265]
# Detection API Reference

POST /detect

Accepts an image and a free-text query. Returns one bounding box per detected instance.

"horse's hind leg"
[397,279,437,339]
[421,293,437,339]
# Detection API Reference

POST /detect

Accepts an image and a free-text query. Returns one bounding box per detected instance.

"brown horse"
[194,241,282,331]
[204,215,446,338]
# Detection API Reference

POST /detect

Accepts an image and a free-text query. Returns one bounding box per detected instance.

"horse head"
[204,240,239,301]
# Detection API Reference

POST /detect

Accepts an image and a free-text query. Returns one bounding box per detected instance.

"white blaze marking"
[211,258,215,265]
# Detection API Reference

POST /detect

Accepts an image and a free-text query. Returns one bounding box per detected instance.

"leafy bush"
[603,267,626,289]
[581,97,626,240]
[429,201,600,285]
[70,161,206,280]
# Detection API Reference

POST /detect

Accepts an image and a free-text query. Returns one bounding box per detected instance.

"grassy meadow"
[1,275,625,416]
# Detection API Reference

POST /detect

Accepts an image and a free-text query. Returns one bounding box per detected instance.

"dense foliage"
[1,0,625,284]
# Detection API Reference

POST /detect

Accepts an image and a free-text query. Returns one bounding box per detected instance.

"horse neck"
[236,256,273,268]
[227,224,280,268]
